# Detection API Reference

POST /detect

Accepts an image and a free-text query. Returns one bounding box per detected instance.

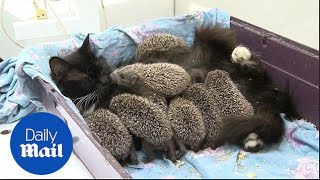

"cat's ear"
[79,34,92,54]
[49,57,70,76]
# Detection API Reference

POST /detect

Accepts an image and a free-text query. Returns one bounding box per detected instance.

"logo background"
[10,112,73,175]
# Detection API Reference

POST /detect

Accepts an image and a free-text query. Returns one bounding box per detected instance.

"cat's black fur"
[49,34,131,113]
[137,25,300,152]
[183,25,237,83]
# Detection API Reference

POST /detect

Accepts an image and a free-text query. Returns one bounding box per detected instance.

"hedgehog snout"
[110,71,121,84]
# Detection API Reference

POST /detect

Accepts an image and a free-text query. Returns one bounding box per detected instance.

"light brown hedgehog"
[182,83,223,149]
[168,97,206,156]
[109,93,177,163]
[110,63,191,97]
[135,33,190,64]
[204,69,254,118]
[84,108,138,165]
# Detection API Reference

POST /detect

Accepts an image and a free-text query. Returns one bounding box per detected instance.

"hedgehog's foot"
[190,143,201,153]
[200,140,210,150]
[201,138,223,150]
[141,140,156,164]
[166,139,177,163]
[129,143,139,165]
[173,136,187,159]
[118,159,127,166]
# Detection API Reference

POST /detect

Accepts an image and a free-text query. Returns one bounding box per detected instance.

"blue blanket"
[124,117,319,179]
[0,8,230,124]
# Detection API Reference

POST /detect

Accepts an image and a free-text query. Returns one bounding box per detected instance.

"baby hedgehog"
[182,83,223,150]
[205,69,254,118]
[109,93,176,163]
[135,33,190,64]
[110,63,191,97]
[84,108,138,165]
[168,97,206,155]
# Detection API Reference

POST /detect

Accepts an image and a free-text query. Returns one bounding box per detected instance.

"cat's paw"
[243,133,264,152]
[231,46,253,66]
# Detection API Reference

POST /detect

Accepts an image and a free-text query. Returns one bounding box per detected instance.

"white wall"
[175,0,319,50]
[0,0,173,59]
[0,0,318,59]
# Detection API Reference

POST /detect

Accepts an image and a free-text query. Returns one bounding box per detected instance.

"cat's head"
[49,35,114,113]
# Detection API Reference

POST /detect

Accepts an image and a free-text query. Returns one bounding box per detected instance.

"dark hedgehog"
[168,97,206,154]
[205,69,254,118]
[110,63,191,97]
[84,108,138,165]
[182,83,223,149]
[109,93,177,163]
[135,33,190,65]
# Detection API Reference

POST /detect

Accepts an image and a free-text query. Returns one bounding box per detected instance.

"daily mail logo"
[20,129,63,158]
[10,112,73,175]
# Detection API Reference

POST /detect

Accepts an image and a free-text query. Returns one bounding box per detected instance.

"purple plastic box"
[231,17,319,129]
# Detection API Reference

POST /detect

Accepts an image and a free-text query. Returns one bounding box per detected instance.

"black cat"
[49,35,131,115]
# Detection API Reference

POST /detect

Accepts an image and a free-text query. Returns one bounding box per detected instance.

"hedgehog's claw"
[173,136,187,159]
[201,138,224,150]
[141,140,156,164]
[190,143,201,153]
[166,140,177,163]
[129,144,139,165]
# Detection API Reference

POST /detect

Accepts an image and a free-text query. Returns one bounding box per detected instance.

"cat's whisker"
[72,90,97,101]
[73,90,98,114]
[77,90,99,113]
[85,92,95,108]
